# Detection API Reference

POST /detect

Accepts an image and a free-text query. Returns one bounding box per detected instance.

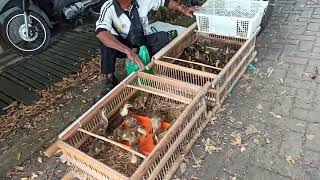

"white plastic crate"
[194,0,268,39]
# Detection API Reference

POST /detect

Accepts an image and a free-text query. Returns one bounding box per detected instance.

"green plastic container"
[125,46,153,75]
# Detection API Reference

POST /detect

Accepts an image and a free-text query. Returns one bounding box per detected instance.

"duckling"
[88,139,105,156]
[126,113,138,128]
[132,92,148,110]
[150,110,164,145]
[120,103,132,117]
[96,108,109,136]
[226,46,230,54]
[215,60,220,68]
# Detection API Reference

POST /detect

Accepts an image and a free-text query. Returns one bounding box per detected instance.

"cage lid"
[194,0,267,18]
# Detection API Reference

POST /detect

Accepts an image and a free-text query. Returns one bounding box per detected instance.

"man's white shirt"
[96,0,168,38]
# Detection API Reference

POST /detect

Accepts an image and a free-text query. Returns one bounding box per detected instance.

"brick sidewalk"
[176,0,320,179]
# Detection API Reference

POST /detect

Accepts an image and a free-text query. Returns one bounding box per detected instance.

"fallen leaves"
[180,162,187,174]
[306,134,315,140]
[37,157,43,163]
[286,155,295,164]
[256,104,264,110]
[14,166,25,171]
[279,78,284,84]
[230,132,242,146]
[244,125,260,135]
[270,112,282,119]
[0,56,103,139]
[16,152,21,161]
[202,138,222,154]
[267,67,274,78]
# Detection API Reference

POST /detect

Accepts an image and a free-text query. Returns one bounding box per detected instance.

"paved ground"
[177,0,320,179]
[2,0,320,179]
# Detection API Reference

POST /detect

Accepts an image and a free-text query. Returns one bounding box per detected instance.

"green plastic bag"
[125,45,153,75]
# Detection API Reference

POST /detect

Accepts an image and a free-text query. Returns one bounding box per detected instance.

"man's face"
[118,0,133,4]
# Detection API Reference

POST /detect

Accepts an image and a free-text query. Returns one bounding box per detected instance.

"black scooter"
[0,0,104,54]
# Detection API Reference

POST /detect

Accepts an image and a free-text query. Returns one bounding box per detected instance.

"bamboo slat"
[77,128,147,159]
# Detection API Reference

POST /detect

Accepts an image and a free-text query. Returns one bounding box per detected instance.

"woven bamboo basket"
[151,23,258,106]
[46,72,212,180]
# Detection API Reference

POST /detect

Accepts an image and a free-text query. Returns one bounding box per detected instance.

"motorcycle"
[0,0,105,54]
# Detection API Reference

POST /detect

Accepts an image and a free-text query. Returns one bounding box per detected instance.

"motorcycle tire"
[258,0,274,36]
[3,10,51,55]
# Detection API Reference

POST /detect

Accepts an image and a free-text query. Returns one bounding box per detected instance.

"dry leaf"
[286,155,295,164]
[192,158,203,169]
[245,125,260,135]
[256,104,264,110]
[14,166,25,171]
[280,90,287,95]
[21,178,28,180]
[267,67,274,78]
[270,112,282,119]
[191,175,199,180]
[279,78,284,84]
[210,116,217,124]
[202,138,222,154]
[82,88,88,93]
[37,157,43,163]
[296,123,305,127]
[306,134,315,140]
[17,152,21,160]
[180,162,187,174]
[253,139,260,144]
[31,172,39,179]
[240,146,246,152]
[230,132,241,146]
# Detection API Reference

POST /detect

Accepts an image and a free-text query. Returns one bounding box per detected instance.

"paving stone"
[292,108,310,121]
[279,131,303,159]
[308,111,320,122]
[268,117,306,133]
[303,150,320,167]
[283,78,302,88]
[305,167,320,180]
[294,89,315,109]
[279,55,308,65]
[269,68,287,80]
[246,167,291,180]
[282,45,298,56]
[271,158,310,180]
[306,123,320,151]
[287,64,305,80]
[299,41,314,52]
[307,23,320,31]
[272,96,293,117]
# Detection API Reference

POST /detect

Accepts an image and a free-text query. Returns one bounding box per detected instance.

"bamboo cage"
[151,23,258,106]
[46,72,212,180]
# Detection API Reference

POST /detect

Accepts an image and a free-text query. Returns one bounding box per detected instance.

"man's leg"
[100,39,127,98]
[145,31,170,56]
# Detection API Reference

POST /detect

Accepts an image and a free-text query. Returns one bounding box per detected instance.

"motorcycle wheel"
[89,0,107,19]
[4,10,51,55]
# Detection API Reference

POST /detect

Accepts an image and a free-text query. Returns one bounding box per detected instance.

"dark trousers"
[100,31,170,75]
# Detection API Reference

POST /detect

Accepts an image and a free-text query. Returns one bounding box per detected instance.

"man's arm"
[96,31,144,68]
[167,0,199,17]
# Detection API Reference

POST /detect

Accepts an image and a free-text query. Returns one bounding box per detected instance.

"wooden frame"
[47,71,210,180]
[46,22,258,180]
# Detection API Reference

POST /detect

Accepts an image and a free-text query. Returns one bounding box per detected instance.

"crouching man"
[96,0,198,97]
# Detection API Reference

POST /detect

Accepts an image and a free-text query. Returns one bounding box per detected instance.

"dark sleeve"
[96,28,109,34]
[164,0,170,7]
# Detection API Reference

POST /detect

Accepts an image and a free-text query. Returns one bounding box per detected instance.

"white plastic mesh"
[197,0,265,18]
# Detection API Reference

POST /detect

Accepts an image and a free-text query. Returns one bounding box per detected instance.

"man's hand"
[125,49,144,68]
[180,5,199,17]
